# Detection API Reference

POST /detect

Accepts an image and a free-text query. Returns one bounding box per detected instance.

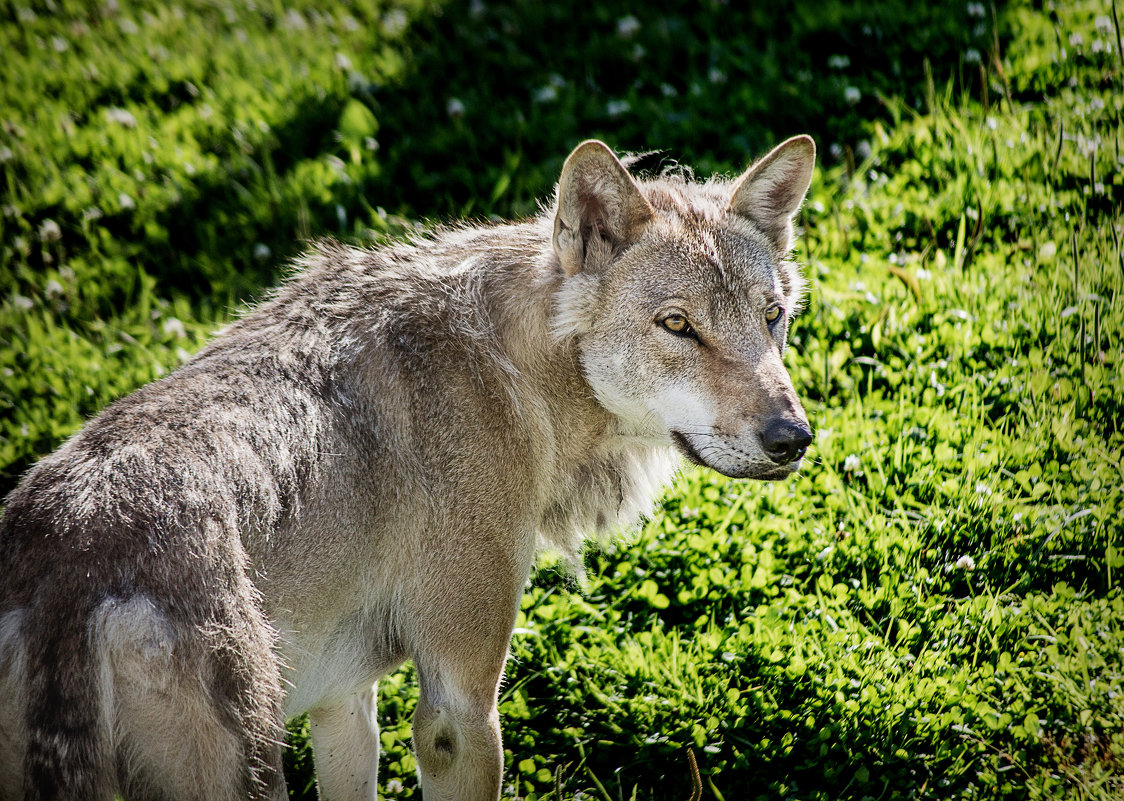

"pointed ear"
[552,140,654,276]
[727,135,816,252]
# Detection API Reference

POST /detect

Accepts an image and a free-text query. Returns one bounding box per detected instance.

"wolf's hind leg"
[103,591,287,801]
[309,685,380,801]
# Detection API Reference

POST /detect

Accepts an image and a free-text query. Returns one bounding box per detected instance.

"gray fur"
[0,137,815,800]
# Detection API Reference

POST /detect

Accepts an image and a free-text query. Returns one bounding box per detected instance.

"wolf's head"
[551,137,815,480]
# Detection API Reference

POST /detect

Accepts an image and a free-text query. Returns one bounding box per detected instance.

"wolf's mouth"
[670,430,799,481]
[669,430,709,468]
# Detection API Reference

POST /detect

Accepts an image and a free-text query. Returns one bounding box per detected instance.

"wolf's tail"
[21,597,112,801]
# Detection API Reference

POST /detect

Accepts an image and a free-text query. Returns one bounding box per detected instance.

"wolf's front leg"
[407,541,529,801]
[411,661,505,801]
[309,685,380,801]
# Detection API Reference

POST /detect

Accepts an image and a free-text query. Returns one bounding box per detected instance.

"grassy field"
[2,1,1122,799]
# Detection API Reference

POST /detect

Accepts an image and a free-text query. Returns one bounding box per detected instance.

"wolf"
[0,135,815,801]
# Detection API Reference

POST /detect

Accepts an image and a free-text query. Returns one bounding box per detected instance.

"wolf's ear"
[553,140,654,276]
[727,135,816,252]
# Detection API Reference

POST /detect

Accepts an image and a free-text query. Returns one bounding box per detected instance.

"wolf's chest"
[535,444,679,558]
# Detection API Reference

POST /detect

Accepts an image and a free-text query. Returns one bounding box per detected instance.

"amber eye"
[765,305,782,324]
[661,314,693,337]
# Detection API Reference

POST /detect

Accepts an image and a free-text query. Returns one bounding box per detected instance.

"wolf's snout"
[759,419,813,465]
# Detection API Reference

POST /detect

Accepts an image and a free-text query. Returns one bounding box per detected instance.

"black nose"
[759,419,813,465]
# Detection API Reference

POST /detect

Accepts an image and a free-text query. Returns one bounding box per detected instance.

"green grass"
[2,0,1122,799]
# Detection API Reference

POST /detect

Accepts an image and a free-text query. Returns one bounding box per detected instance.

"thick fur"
[0,137,815,801]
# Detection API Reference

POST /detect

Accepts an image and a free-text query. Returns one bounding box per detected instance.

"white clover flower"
[844,86,861,105]
[606,99,630,118]
[974,482,991,496]
[44,279,64,298]
[446,98,466,118]
[955,554,976,570]
[616,15,640,38]
[827,54,851,69]
[843,454,861,473]
[383,8,408,36]
[1096,15,1112,33]
[106,107,138,127]
[283,9,307,30]
[119,192,136,210]
[1069,32,1084,47]
[929,371,946,397]
[965,48,982,64]
[39,219,62,242]
[163,317,186,338]
[966,2,986,18]
[386,779,404,794]
[533,84,558,103]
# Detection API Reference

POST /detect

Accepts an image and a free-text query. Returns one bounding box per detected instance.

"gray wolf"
[0,136,815,800]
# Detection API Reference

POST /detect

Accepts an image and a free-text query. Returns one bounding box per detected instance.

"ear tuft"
[553,140,654,276]
[727,135,816,252]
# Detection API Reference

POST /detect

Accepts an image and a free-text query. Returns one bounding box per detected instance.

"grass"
[2,0,1122,799]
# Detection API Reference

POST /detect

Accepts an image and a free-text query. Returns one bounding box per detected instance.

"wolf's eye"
[661,314,694,337]
[764,305,782,324]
